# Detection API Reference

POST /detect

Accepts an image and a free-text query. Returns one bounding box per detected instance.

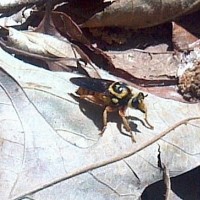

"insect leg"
[100,106,114,135]
[144,112,154,130]
[138,103,154,129]
[118,108,136,143]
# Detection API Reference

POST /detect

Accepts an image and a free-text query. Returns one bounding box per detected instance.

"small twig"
[157,145,171,200]
[108,49,174,55]
[12,116,200,200]
[163,164,171,200]
[132,48,174,55]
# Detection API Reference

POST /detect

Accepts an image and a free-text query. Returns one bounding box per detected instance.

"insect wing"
[70,77,113,93]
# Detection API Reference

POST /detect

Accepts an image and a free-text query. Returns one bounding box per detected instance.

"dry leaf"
[0,0,42,12]
[172,11,200,51]
[0,48,200,200]
[51,11,90,44]
[5,27,75,58]
[0,2,200,199]
[172,22,198,50]
[81,0,200,28]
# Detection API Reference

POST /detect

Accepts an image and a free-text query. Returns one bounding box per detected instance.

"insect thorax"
[108,82,132,106]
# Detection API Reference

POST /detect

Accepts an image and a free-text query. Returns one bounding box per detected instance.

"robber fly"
[70,77,154,142]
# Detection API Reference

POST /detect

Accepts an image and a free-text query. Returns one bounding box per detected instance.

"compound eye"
[131,98,139,108]
[130,93,146,109]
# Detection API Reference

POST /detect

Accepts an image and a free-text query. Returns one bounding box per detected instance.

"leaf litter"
[0,1,200,200]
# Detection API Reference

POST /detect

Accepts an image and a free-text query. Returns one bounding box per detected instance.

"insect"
[70,77,154,142]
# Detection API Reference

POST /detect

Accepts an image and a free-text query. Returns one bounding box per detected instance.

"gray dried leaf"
[0,48,199,200]
[6,27,75,58]
[0,0,42,12]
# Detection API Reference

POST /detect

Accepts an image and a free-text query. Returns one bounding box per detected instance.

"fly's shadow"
[70,93,103,131]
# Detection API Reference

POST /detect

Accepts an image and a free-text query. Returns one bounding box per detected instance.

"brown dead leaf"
[172,22,198,51]
[80,0,200,28]
[54,0,114,25]
[92,24,180,101]
[51,11,90,44]
[172,11,200,51]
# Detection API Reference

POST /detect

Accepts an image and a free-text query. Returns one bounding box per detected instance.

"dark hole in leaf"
[141,166,200,200]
